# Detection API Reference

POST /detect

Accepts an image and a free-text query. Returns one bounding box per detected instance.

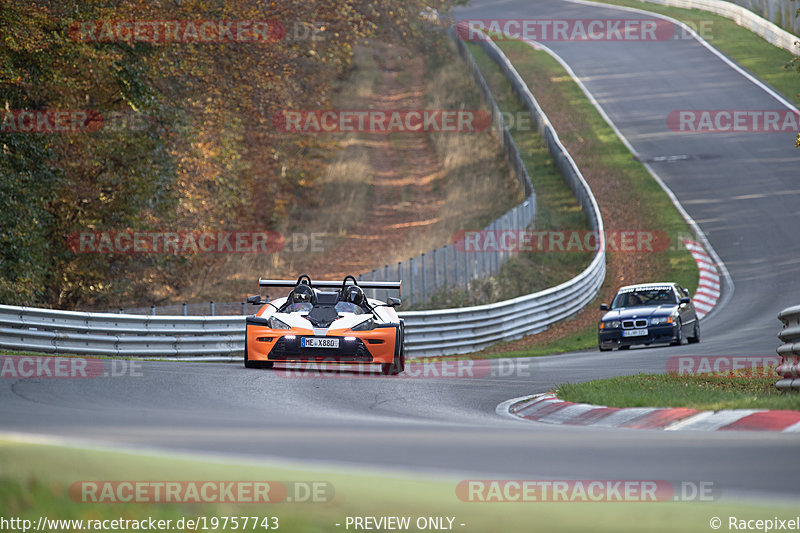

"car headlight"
[351,318,375,331]
[600,320,621,329]
[650,316,674,326]
[267,316,291,330]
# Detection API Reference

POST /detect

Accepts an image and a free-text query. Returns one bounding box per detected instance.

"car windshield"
[335,301,365,315]
[611,288,677,309]
[284,302,313,313]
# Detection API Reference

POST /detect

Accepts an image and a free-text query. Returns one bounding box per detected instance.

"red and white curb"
[683,239,720,319]
[502,393,800,432]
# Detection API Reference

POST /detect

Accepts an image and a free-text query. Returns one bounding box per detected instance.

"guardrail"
[776,304,800,391]
[0,305,243,357]
[632,0,800,53]
[0,30,606,359]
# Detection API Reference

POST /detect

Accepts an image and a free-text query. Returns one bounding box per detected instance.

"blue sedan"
[598,282,700,351]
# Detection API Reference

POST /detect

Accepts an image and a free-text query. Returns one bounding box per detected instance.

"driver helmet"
[291,283,314,304]
[344,285,365,307]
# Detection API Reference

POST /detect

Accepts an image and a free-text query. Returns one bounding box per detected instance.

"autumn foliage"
[0,0,455,308]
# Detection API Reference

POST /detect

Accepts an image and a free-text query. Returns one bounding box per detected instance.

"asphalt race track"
[1,0,799,506]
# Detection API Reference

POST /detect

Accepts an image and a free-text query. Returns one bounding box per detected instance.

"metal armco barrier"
[631,0,800,53]
[0,31,605,359]
[0,305,244,357]
[776,304,800,391]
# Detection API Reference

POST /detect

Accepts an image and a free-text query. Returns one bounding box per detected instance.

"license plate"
[622,329,648,337]
[301,337,339,349]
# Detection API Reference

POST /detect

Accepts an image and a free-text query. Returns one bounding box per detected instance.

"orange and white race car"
[244,275,405,375]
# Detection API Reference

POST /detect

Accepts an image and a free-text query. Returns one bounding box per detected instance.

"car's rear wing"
[258,278,401,293]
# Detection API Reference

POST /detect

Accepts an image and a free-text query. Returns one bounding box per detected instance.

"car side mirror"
[682,288,690,296]
[386,297,402,308]
[599,303,609,311]
[680,297,690,304]
[248,295,266,305]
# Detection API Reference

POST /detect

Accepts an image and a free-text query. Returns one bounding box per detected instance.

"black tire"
[688,321,701,344]
[244,342,274,369]
[381,325,405,376]
[670,320,684,346]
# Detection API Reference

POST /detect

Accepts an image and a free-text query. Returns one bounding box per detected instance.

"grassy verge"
[587,0,800,105]
[0,440,796,533]
[461,41,594,301]
[557,370,800,411]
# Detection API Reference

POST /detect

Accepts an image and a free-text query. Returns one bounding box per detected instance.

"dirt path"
[289,44,447,280]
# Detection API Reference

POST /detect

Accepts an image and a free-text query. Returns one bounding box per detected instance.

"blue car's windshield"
[611,288,677,309]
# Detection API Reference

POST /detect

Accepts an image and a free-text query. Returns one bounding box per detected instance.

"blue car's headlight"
[267,316,291,330]
[351,318,375,331]
[600,320,621,329]
[650,316,675,326]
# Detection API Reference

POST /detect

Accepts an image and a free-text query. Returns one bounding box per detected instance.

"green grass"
[1,439,797,533]
[588,0,800,106]
[558,372,800,411]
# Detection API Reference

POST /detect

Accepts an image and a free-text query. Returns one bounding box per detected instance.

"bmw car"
[244,275,405,375]
[597,282,700,351]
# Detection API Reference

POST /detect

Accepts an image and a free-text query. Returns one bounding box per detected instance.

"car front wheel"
[670,320,684,346]
[688,321,700,344]
[244,343,274,369]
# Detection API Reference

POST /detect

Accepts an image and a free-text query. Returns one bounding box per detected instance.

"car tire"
[670,320,684,346]
[381,326,405,376]
[599,345,612,352]
[688,321,701,344]
[244,342,274,369]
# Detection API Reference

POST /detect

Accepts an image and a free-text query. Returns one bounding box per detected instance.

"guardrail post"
[210,301,215,316]
[433,248,439,295]
[119,308,124,314]
[151,305,156,316]
[443,246,449,290]
[241,302,245,315]
[410,257,416,307]
[776,305,800,391]
[183,302,187,316]
[421,253,427,305]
